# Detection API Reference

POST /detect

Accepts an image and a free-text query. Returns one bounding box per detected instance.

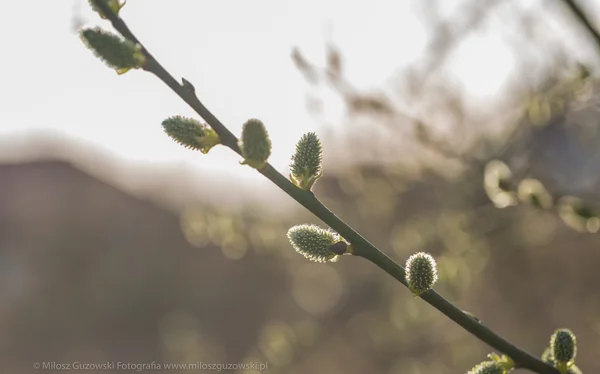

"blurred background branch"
[561,0,600,54]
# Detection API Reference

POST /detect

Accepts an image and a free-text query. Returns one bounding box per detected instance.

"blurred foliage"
[279,1,600,371]
[5,152,598,373]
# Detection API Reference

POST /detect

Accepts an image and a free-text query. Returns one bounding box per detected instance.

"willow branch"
[560,0,600,55]
[90,1,558,373]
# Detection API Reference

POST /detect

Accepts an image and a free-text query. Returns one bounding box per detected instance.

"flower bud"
[80,28,145,74]
[239,119,271,169]
[466,361,506,374]
[88,0,126,19]
[290,132,323,191]
[287,224,343,263]
[162,115,221,154]
[405,252,438,295]
[550,328,577,364]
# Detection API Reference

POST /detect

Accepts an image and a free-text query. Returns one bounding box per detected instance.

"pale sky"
[0,0,589,206]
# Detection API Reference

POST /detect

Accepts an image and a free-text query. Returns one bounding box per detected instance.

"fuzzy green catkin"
[466,361,506,374]
[80,28,145,74]
[88,0,126,19]
[405,252,438,295]
[162,116,220,154]
[290,132,323,190]
[240,119,271,169]
[550,329,577,363]
[287,224,341,263]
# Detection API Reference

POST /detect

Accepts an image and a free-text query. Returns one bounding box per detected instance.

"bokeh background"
[1,0,599,373]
